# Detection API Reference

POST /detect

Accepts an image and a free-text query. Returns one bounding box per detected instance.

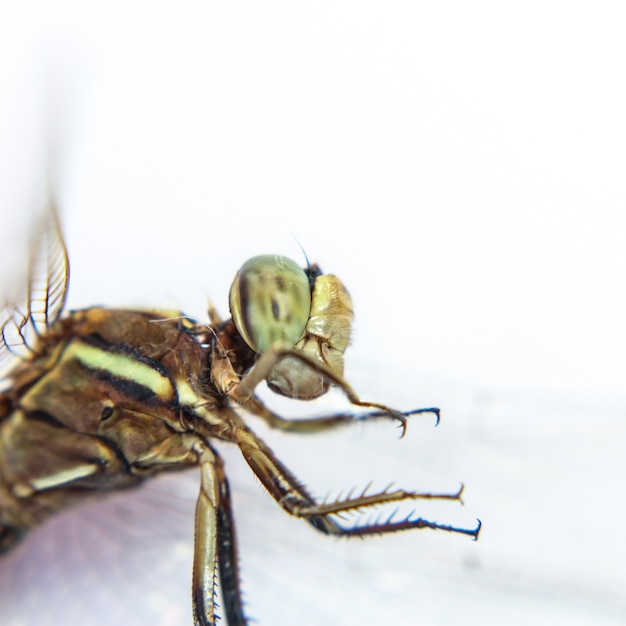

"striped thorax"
[0,208,480,626]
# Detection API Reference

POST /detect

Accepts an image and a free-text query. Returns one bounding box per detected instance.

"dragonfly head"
[229,254,311,354]
[229,254,353,400]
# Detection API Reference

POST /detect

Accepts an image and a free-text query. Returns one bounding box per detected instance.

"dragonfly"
[0,207,480,626]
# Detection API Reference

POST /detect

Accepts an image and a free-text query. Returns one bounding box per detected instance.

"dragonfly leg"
[192,442,248,626]
[215,460,248,626]
[243,394,440,435]
[233,424,480,540]
[228,343,414,435]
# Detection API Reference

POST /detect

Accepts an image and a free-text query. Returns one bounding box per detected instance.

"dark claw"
[405,407,440,427]
[471,519,482,541]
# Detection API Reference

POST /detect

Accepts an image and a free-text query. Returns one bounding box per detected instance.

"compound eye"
[229,255,312,353]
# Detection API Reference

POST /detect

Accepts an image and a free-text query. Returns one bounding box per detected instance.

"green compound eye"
[229,255,312,354]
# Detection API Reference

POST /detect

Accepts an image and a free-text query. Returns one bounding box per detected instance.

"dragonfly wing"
[0,206,69,378]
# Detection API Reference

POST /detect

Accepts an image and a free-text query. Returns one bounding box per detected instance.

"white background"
[1,2,625,625]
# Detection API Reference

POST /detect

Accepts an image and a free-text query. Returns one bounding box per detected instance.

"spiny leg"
[341,514,482,540]
[192,443,220,626]
[228,342,430,436]
[192,442,248,626]
[215,462,247,626]
[242,394,440,435]
[233,424,481,540]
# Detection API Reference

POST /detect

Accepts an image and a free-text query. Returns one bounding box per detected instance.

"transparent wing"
[0,207,69,379]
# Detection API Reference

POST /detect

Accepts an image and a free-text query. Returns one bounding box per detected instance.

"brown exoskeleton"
[0,208,480,625]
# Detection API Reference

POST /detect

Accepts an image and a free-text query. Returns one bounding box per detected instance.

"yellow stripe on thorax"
[64,341,175,402]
